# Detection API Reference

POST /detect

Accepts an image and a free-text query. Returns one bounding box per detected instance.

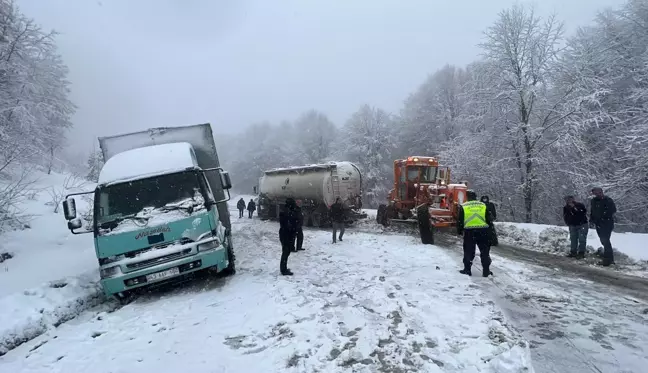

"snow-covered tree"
[341,105,395,207]
[293,110,338,164]
[86,149,104,182]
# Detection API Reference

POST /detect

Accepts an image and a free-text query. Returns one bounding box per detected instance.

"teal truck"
[62,124,235,303]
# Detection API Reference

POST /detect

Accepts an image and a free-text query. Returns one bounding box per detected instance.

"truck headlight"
[198,238,220,252]
[99,254,125,266]
[100,266,121,279]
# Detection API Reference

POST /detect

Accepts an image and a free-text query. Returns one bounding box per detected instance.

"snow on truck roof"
[98,142,199,185]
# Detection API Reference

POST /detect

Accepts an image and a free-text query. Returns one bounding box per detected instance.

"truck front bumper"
[100,246,228,297]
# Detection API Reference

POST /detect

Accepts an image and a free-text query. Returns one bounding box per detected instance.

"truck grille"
[126,248,192,270]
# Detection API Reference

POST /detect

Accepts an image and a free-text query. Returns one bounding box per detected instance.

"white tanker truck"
[254,162,366,226]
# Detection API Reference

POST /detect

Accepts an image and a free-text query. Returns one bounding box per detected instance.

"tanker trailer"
[255,162,366,227]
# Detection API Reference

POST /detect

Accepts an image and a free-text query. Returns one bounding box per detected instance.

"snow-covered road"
[0,210,531,373]
[428,235,648,373]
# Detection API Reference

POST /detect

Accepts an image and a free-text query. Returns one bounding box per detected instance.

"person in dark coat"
[480,195,498,246]
[563,195,589,259]
[458,190,494,277]
[330,197,345,243]
[294,199,305,251]
[589,187,616,266]
[236,198,245,218]
[278,198,299,275]
[247,199,256,219]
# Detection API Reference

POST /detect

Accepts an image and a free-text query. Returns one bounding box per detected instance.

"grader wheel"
[416,205,435,245]
[376,204,387,225]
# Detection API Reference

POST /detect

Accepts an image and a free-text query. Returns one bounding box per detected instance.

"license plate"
[146,267,180,282]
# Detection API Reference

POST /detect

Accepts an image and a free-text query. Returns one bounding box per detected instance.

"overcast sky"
[19,0,621,152]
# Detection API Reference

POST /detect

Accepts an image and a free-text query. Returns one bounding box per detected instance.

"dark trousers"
[568,224,588,254]
[463,229,491,270]
[248,210,253,218]
[238,209,244,218]
[332,222,345,242]
[596,222,614,262]
[280,244,292,272]
[488,224,498,246]
[296,228,303,250]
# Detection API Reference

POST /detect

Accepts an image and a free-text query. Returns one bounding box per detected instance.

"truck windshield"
[407,166,437,183]
[95,171,206,230]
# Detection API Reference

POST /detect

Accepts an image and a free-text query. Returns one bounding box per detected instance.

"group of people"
[278,197,346,276]
[458,186,618,279]
[236,198,256,219]
[563,187,616,266]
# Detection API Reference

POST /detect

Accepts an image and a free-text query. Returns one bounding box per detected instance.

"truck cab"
[63,130,234,303]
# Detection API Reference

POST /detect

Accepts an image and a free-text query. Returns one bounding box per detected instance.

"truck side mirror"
[68,218,83,230]
[63,197,77,220]
[253,186,258,194]
[219,171,232,190]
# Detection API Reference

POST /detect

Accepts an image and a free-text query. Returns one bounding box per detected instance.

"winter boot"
[483,267,493,277]
[576,252,585,260]
[566,252,577,258]
[339,237,343,242]
[459,267,472,276]
[281,269,294,276]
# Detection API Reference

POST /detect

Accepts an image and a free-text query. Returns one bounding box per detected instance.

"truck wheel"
[221,235,236,276]
[377,204,387,225]
[417,205,435,245]
[311,213,321,228]
[115,291,133,306]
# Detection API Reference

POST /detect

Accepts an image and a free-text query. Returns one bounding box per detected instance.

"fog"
[19,0,619,152]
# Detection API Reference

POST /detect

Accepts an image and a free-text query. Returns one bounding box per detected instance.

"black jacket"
[330,202,345,223]
[279,201,299,244]
[563,202,588,226]
[457,201,494,235]
[247,201,256,211]
[295,206,304,229]
[480,196,497,221]
[237,199,245,210]
[590,196,616,226]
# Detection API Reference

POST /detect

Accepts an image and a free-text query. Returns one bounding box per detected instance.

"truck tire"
[311,212,322,228]
[220,233,236,276]
[417,205,435,245]
[377,204,387,225]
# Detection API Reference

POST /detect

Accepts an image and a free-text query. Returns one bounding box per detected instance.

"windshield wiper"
[99,213,151,229]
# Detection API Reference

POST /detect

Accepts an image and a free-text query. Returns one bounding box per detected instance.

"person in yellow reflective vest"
[457,190,495,277]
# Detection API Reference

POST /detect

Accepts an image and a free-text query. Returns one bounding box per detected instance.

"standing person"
[563,195,589,259]
[330,197,345,243]
[295,199,305,251]
[247,198,256,219]
[457,190,494,277]
[278,198,299,275]
[480,195,498,246]
[237,198,245,218]
[590,187,616,266]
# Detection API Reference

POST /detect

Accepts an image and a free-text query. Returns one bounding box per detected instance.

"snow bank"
[0,271,104,356]
[0,171,97,296]
[98,142,198,185]
[0,171,104,355]
[496,222,648,271]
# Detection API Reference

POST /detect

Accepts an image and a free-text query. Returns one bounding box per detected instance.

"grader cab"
[376,156,468,244]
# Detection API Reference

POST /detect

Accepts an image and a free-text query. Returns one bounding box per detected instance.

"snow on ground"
[0,201,534,373]
[0,172,101,355]
[478,256,648,373]
[496,222,648,276]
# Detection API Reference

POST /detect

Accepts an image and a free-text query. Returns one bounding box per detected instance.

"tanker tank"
[255,161,366,227]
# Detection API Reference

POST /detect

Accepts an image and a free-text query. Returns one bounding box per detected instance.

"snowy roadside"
[0,213,535,373]
[0,172,101,356]
[496,223,648,278]
[0,272,104,356]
